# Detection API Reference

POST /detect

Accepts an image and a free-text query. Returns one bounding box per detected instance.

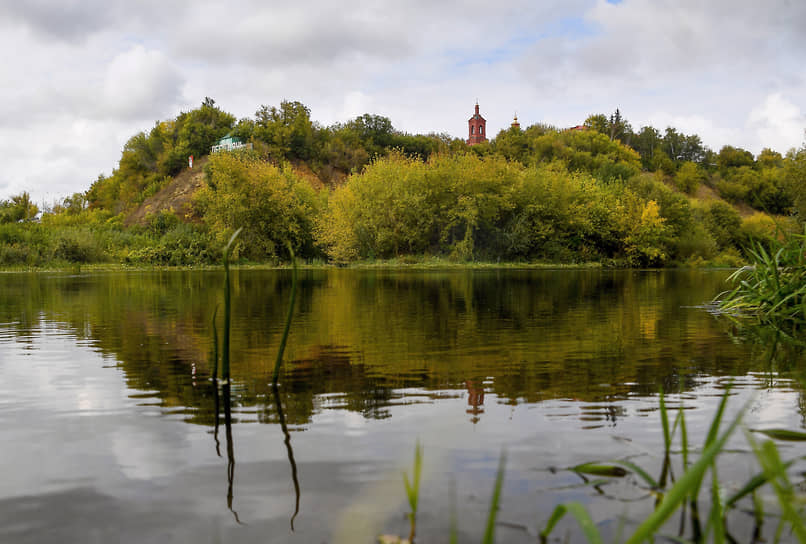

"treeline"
[199,151,790,267]
[84,98,455,214]
[1,99,805,267]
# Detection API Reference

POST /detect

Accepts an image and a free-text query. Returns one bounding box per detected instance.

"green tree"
[195,152,321,259]
[0,192,39,223]
[785,143,806,220]
[675,161,704,194]
[717,145,755,169]
[254,100,317,161]
[705,201,742,250]
[624,200,670,266]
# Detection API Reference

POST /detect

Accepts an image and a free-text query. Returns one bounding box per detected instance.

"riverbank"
[0,255,745,273]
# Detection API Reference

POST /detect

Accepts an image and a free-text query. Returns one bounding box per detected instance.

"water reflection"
[272,383,301,530]
[2,270,806,425]
[3,270,806,542]
[222,381,241,524]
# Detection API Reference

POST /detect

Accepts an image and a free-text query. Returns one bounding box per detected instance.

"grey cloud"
[0,0,122,42]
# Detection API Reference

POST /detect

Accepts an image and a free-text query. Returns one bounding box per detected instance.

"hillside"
[124,157,209,226]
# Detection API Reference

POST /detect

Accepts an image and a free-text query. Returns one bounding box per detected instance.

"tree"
[675,162,704,194]
[254,100,317,161]
[784,142,806,219]
[608,108,633,144]
[584,110,632,143]
[584,114,609,135]
[0,192,39,223]
[717,145,755,169]
[195,152,321,259]
[757,148,783,169]
[632,126,663,170]
[624,200,670,266]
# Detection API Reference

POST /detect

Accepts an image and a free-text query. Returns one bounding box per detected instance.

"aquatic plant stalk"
[222,227,242,381]
[403,441,423,543]
[271,246,298,387]
[747,433,806,542]
[482,452,507,544]
[272,383,301,530]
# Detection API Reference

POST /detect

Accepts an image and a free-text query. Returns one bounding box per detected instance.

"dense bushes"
[195,152,322,260]
[316,153,685,265]
[7,100,804,269]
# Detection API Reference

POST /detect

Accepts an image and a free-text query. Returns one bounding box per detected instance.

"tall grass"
[378,387,806,543]
[717,228,806,325]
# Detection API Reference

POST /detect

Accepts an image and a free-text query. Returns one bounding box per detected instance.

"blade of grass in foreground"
[402,441,423,544]
[538,502,603,544]
[753,428,806,441]
[660,388,671,457]
[748,434,806,542]
[221,227,242,382]
[482,452,507,544]
[271,245,298,387]
[623,392,747,544]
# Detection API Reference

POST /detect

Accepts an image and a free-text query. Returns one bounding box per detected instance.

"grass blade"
[748,434,806,542]
[403,441,423,543]
[753,428,806,441]
[538,502,603,544]
[271,245,298,386]
[611,460,659,489]
[221,227,242,381]
[623,394,748,544]
[482,451,506,544]
[660,388,671,456]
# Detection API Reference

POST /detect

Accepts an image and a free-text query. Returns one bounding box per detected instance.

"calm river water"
[1,269,805,543]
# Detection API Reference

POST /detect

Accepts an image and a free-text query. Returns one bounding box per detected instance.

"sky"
[1,0,805,205]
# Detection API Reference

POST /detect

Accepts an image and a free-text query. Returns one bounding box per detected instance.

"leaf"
[753,429,806,441]
[482,451,507,544]
[571,463,628,478]
[539,502,603,544]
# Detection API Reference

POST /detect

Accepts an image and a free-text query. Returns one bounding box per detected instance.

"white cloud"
[102,46,184,120]
[1,0,805,202]
[747,94,805,154]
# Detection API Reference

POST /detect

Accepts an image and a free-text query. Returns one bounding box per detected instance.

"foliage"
[87,98,234,212]
[11,98,805,269]
[0,192,39,223]
[124,222,217,265]
[498,126,642,182]
[623,200,671,266]
[704,201,742,250]
[784,143,806,220]
[674,161,704,194]
[195,152,322,260]
[717,228,806,324]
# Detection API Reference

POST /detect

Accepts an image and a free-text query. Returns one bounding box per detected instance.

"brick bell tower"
[467,101,488,145]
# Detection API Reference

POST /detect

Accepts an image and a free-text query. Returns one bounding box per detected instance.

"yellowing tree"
[195,152,321,260]
[624,200,670,266]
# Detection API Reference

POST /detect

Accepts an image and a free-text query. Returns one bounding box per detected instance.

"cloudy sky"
[1,0,805,204]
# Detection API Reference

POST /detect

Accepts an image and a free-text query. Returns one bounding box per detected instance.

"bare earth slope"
[124,157,209,226]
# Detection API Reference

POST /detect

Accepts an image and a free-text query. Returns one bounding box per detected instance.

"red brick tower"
[467,102,488,145]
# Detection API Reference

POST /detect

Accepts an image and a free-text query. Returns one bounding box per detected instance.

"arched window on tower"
[480,126,484,135]
[471,126,475,135]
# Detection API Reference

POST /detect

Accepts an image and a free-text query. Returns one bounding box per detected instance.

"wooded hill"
[1,99,805,267]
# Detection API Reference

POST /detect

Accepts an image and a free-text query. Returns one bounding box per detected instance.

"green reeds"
[539,387,748,544]
[403,441,423,543]
[221,227,242,381]
[747,432,806,541]
[482,452,506,544]
[272,246,298,387]
[717,227,806,324]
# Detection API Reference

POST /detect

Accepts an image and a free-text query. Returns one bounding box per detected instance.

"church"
[466,102,522,145]
[466,102,488,145]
